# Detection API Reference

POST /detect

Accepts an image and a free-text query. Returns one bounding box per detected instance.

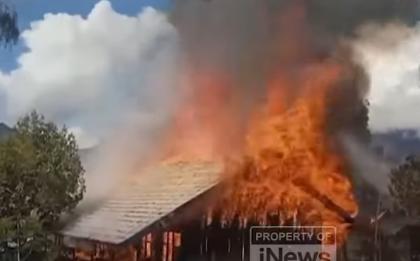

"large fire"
[163,0,358,241]
[221,62,358,240]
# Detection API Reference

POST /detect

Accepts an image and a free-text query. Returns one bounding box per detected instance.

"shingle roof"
[62,161,222,244]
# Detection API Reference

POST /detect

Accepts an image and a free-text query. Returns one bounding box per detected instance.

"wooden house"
[60,161,249,261]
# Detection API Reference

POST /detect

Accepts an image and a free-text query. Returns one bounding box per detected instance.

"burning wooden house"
[60,161,237,261]
[60,31,360,259]
[60,159,356,261]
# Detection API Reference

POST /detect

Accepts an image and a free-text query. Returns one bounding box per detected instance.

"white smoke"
[352,21,420,134]
[341,135,391,194]
[0,1,182,201]
[0,1,180,148]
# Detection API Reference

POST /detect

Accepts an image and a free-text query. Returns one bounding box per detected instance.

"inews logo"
[250,226,336,261]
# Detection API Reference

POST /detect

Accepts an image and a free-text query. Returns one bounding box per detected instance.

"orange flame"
[162,0,358,240]
[221,62,358,239]
[162,68,243,162]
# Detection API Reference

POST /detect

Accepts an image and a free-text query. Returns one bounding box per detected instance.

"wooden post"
[110,249,116,261]
[153,232,163,261]
[374,197,382,261]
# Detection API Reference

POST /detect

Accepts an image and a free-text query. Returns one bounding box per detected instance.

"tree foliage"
[0,1,19,46]
[16,112,86,227]
[0,111,85,259]
[389,155,420,216]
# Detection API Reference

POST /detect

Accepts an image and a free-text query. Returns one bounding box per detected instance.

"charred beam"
[293,179,355,224]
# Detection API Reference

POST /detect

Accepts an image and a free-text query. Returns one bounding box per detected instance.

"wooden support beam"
[153,232,163,261]
[293,179,355,224]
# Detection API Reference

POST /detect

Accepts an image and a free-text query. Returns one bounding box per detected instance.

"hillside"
[372,129,420,162]
[0,123,14,140]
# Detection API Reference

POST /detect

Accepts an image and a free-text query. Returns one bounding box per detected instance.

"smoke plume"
[7,0,418,204]
[166,0,419,205]
[0,2,183,202]
[341,134,391,195]
[169,0,418,156]
[76,0,420,204]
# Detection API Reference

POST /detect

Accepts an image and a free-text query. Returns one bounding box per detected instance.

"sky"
[0,0,171,71]
[352,22,420,134]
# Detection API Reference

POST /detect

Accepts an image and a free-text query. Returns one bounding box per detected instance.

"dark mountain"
[372,129,420,162]
[0,123,14,140]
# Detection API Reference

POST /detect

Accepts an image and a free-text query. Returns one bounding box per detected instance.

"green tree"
[0,112,85,259]
[16,112,85,227]
[389,155,420,216]
[0,135,42,260]
[0,1,19,46]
